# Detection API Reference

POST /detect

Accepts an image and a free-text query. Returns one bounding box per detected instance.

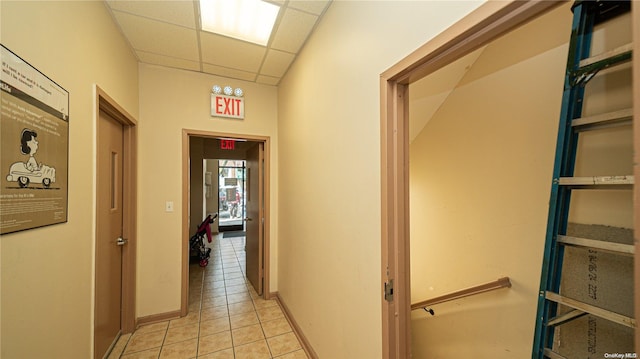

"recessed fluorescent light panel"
[200,0,280,46]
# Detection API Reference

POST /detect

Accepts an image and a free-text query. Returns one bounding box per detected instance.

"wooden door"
[95,110,124,358]
[245,142,264,295]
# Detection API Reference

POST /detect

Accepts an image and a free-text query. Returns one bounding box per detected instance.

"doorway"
[181,130,271,316]
[218,159,246,233]
[380,2,570,358]
[382,0,640,356]
[94,86,137,359]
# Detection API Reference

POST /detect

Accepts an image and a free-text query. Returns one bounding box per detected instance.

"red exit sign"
[211,94,244,119]
[220,139,235,150]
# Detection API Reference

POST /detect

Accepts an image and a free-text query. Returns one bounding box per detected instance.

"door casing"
[94,85,137,356]
[379,1,570,357]
[245,142,264,295]
[181,129,271,316]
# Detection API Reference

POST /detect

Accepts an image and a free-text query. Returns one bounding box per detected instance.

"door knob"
[244,217,252,222]
[116,237,128,246]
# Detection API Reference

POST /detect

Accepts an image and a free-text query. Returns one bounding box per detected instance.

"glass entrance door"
[218,160,245,231]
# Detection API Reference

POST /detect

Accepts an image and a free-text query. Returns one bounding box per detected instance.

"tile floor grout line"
[116,234,306,359]
[220,240,237,357]
[194,262,205,359]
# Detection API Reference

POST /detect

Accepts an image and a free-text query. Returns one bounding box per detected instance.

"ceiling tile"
[137,50,201,72]
[113,10,199,61]
[260,50,295,78]
[271,8,317,53]
[287,0,330,15]
[103,0,333,84]
[202,63,257,82]
[200,31,267,72]
[106,0,197,29]
[256,75,280,86]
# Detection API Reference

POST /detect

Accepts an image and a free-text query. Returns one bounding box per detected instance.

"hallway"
[107,234,307,359]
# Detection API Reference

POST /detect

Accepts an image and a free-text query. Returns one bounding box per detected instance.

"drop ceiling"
[104,0,332,86]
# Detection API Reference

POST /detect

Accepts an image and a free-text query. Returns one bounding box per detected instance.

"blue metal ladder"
[532,1,634,358]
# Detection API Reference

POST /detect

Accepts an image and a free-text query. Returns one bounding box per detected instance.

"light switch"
[165,201,174,212]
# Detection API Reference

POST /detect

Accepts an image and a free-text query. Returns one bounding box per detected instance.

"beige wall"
[6,1,629,358]
[137,64,278,317]
[0,1,139,358]
[277,1,484,357]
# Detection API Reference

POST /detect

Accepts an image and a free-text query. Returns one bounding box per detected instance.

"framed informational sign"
[1,44,69,235]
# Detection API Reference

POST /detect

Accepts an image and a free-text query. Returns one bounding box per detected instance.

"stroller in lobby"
[190,213,217,267]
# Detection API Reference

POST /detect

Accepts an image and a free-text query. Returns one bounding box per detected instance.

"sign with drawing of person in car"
[1,45,69,235]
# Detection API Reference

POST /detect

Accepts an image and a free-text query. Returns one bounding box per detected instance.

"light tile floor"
[108,234,308,359]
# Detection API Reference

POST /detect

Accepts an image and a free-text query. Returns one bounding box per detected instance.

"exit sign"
[211,94,244,119]
[220,139,235,150]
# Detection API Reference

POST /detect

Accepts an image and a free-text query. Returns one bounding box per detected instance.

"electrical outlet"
[165,201,174,212]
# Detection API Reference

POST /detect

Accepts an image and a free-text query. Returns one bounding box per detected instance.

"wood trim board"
[274,292,319,359]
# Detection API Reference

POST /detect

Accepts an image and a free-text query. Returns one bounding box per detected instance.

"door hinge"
[384,279,394,302]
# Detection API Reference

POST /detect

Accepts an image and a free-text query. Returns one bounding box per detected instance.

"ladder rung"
[558,235,634,255]
[547,309,587,327]
[579,43,633,68]
[545,291,635,328]
[534,1,634,355]
[543,348,568,359]
[571,108,632,131]
[558,175,634,186]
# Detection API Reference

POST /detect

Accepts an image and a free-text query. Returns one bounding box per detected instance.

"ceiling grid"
[104,0,332,85]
